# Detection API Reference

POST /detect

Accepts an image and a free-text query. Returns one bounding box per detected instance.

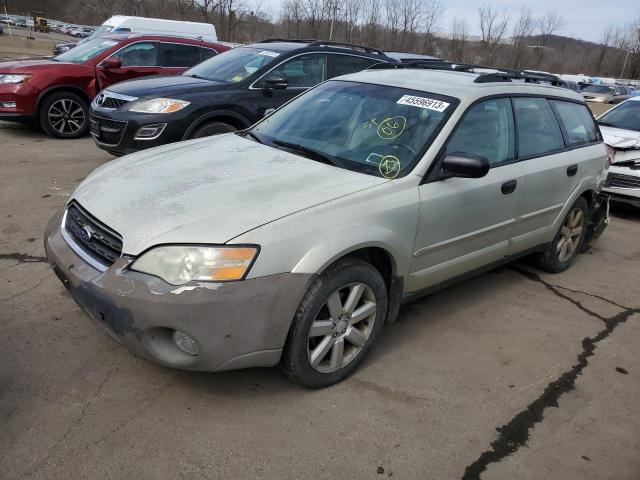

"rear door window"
[199,47,217,62]
[549,100,599,146]
[328,55,377,78]
[512,98,564,157]
[159,43,203,68]
[446,98,515,167]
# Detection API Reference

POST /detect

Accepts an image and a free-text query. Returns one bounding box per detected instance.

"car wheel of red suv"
[39,92,89,139]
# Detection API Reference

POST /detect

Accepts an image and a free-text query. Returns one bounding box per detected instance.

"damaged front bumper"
[44,209,313,372]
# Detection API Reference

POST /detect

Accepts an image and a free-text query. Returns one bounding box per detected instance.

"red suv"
[0,34,228,138]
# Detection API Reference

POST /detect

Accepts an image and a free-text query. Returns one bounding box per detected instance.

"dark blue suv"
[90,39,395,155]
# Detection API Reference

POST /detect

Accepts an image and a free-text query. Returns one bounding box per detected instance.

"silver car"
[582,84,632,104]
[45,66,609,387]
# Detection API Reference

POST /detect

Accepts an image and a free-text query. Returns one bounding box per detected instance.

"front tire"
[536,197,588,273]
[281,257,387,388]
[190,121,237,138]
[39,92,89,139]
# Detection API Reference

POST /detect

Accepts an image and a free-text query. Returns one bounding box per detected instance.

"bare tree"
[509,7,535,68]
[421,0,443,55]
[384,0,401,50]
[301,0,329,38]
[282,0,305,38]
[478,4,509,64]
[533,10,564,67]
[449,15,468,63]
[342,0,363,43]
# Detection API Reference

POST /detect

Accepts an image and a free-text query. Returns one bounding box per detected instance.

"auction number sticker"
[396,95,449,112]
[258,50,280,57]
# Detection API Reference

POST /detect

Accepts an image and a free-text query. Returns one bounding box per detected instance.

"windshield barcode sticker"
[258,50,280,57]
[396,95,449,112]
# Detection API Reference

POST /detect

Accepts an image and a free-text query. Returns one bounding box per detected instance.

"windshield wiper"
[235,129,263,144]
[598,121,615,126]
[272,140,340,167]
[185,74,209,80]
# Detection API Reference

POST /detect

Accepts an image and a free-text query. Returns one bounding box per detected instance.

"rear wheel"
[190,121,237,138]
[281,257,387,388]
[39,92,89,139]
[536,197,588,273]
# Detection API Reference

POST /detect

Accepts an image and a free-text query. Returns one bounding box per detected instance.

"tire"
[39,91,89,139]
[190,121,237,139]
[535,197,589,273]
[281,257,388,388]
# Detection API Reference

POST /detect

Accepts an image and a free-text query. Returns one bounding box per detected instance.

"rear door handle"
[567,164,578,176]
[501,179,517,195]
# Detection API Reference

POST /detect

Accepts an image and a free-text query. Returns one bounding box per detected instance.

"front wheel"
[39,92,89,139]
[190,121,237,138]
[536,197,588,273]
[281,257,387,388]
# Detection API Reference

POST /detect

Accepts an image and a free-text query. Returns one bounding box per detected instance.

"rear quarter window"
[549,100,600,146]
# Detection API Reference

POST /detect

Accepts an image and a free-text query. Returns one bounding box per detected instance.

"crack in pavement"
[461,267,639,480]
[15,369,113,480]
[0,253,48,264]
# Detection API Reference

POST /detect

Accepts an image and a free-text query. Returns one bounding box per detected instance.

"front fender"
[291,225,410,278]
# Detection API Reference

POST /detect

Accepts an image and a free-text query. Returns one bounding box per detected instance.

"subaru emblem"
[77,225,93,242]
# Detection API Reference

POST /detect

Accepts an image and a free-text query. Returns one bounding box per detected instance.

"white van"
[54,16,217,55]
[91,16,217,42]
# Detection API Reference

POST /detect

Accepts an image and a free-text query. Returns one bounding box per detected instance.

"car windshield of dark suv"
[250,80,456,178]
[598,100,640,132]
[54,38,118,63]
[183,47,279,83]
[584,85,614,94]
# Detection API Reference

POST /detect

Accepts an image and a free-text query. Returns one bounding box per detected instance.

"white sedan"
[598,97,640,207]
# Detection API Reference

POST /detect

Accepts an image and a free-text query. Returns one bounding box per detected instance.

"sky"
[257,0,640,43]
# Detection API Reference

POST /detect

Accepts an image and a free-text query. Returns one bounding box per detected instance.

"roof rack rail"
[307,40,385,55]
[368,60,565,86]
[259,38,317,44]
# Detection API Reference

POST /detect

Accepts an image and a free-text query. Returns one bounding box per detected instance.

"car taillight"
[605,145,615,165]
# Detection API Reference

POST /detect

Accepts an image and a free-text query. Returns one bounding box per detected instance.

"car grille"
[606,173,640,189]
[101,97,129,109]
[90,116,127,146]
[64,202,123,267]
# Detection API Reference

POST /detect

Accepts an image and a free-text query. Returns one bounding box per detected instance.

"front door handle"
[567,164,578,177]
[501,179,517,195]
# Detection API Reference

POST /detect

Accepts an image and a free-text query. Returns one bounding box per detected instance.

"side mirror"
[442,153,490,179]
[260,73,288,90]
[102,57,122,69]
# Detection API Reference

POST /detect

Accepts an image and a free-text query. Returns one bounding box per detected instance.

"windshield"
[598,100,640,132]
[54,38,118,63]
[184,47,280,83]
[251,80,456,178]
[585,85,614,94]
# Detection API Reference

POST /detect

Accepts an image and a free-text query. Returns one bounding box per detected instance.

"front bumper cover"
[44,208,313,372]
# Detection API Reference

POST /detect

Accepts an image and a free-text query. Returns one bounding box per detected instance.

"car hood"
[106,74,228,98]
[0,57,89,72]
[71,134,388,255]
[600,125,640,150]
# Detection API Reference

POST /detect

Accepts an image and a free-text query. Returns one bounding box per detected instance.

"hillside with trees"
[3,0,639,79]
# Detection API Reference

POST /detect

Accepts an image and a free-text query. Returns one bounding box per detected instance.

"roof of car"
[244,39,389,58]
[100,33,221,45]
[339,68,584,104]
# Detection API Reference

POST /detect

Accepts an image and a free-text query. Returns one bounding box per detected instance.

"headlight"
[0,74,32,84]
[130,245,259,285]
[129,98,190,114]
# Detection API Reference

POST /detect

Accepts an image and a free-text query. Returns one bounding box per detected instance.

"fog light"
[0,102,16,108]
[134,123,166,140]
[173,330,199,356]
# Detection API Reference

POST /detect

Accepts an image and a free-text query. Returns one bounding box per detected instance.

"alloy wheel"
[557,207,584,262]
[48,99,85,135]
[306,282,377,373]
